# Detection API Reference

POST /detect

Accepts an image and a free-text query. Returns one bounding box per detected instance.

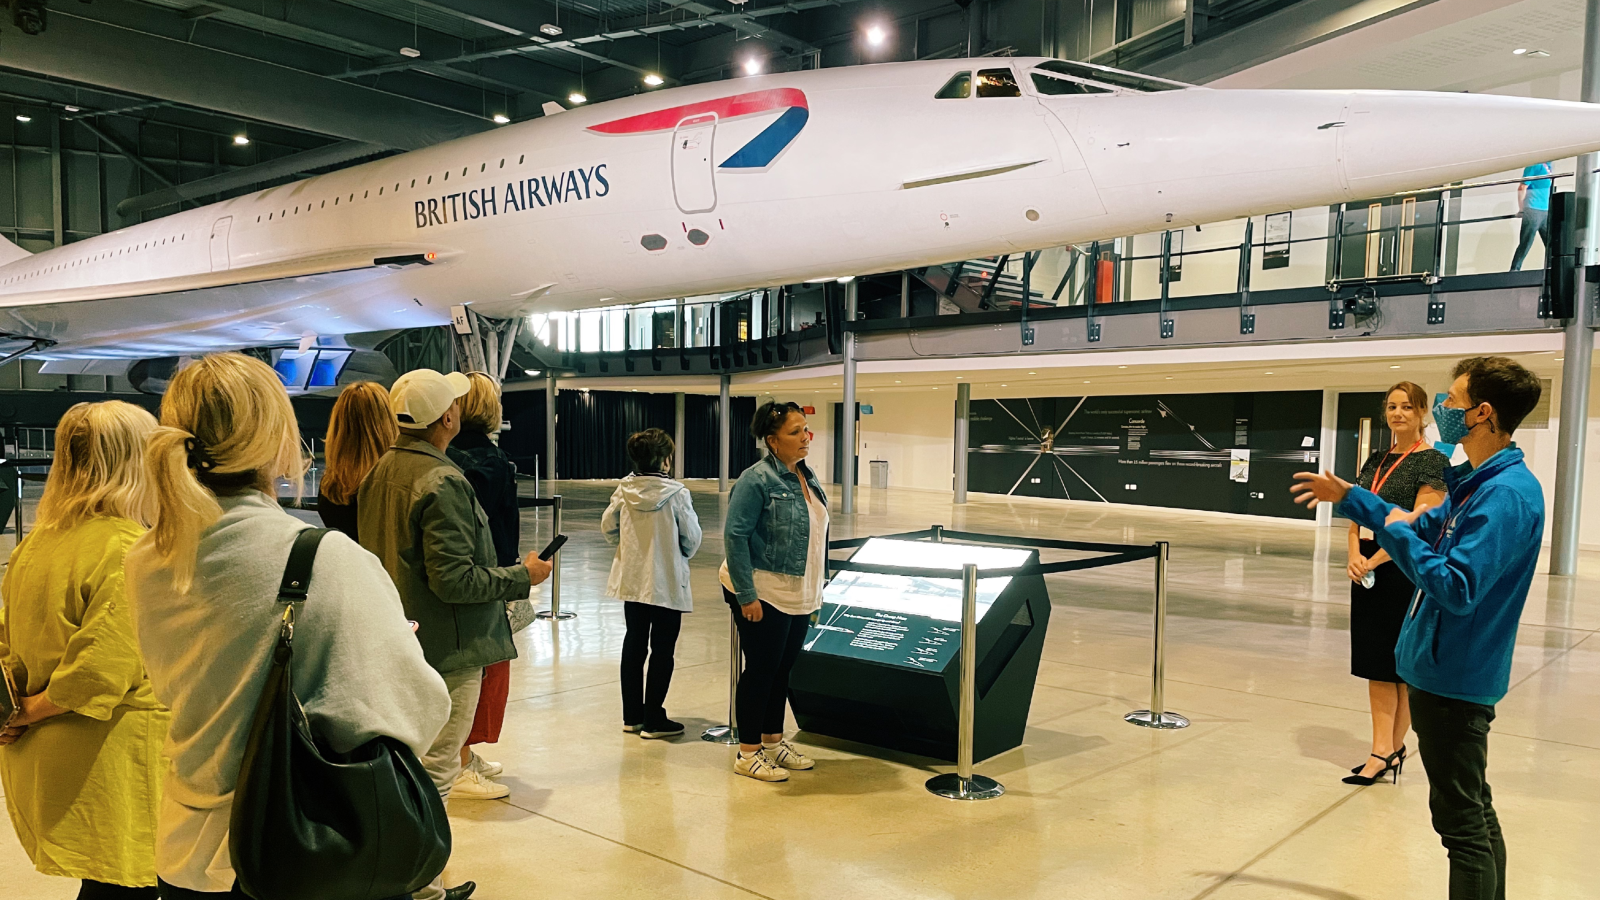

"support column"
[545,371,558,488]
[1553,0,1600,576]
[954,380,971,504]
[674,391,686,478]
[1317,388,1338,528]
[900,270,910,319]
[50,116,64,248]
[718,374,731,493]
[841,279,858,514]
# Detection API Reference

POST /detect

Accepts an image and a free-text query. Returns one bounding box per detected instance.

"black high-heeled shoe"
[1351,743,1406,775]
[1343,748,1404,785]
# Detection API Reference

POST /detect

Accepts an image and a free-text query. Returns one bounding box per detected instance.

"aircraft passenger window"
[379,187,384,195]
[462,167,467,175]
[480,163,486,172]
[395,183,400,191]
[428,176,433,184]
[976,69,1021,98]
[410,180,415,188]
[1031,72,1113,95]
[444,172,449,181]
[935,72,971,99]
[499,159,505,168]
[333,198,338,206]
[518,155,525,164]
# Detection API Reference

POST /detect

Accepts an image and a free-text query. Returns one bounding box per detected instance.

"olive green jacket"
[358,434,529,673]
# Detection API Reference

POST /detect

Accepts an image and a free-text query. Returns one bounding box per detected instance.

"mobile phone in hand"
[538,534,568,561]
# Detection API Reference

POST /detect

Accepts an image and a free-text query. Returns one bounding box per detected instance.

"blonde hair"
[458,372,503,436]
[33,400,159,531]
[321,381,398,505]
[138,353,306,592]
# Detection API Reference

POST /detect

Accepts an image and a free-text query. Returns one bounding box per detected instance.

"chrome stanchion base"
[925,773,1005,801]
[535,610,577,621]
[1124,710,1190,729]
[700,725,740,744]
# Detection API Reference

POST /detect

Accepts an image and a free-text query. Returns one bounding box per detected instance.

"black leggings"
[723,587,809,745]
[78,882,158,900]
[620,602,683,725]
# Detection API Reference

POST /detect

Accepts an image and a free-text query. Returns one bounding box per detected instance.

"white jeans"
[413,667,484,900]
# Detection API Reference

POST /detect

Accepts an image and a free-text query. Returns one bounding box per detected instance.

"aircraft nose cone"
[1340,92,1600,196]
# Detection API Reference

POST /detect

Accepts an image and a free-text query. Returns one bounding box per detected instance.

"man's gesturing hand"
[1290,470,1352,509]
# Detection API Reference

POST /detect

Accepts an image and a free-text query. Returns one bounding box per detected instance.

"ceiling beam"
[0,11,492,149]
[115,140,387,216]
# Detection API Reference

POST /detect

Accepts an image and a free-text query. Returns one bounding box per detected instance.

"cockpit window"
[1034,60,1190,93]
[935,71,972,99]
[976,68,1022,98]
[1031,72,1114,95]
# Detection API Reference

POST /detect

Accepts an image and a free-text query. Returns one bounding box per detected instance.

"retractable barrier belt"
[518,497,561,508]
[825,530,1159,580]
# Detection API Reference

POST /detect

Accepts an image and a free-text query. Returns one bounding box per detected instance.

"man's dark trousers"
[1410,688,1505,900]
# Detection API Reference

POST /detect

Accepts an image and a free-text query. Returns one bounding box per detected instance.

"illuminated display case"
[789,538,1051,763]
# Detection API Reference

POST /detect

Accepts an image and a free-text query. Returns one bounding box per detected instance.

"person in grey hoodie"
[602,428,702,739]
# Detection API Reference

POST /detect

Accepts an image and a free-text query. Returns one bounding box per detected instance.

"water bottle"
[1361,570,1376,590]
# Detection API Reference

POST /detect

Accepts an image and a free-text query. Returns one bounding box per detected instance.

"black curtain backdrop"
[556,389,676,479]
[500,388,549,478]
[683,394,758,479]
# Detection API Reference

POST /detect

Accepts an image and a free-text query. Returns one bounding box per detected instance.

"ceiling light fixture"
[1390,365,1401,369]
[539,23,563,35]
[525,369,541,376]
[643,73,664,86]
[492,114,511,124]
[63,105,80,113]
[233,135,250,145]
[568,92,588,104]
[865,24,886,46]
[14,115,30,123]
[744,57,763,75]
[399,47,422,58]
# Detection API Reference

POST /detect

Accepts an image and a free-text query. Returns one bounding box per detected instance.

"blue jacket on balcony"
[1337,446,1544,706]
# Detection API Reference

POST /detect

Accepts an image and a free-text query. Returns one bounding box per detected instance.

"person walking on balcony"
[1510,161,1553,271]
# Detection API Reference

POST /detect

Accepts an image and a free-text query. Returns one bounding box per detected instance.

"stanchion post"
[926,563,1004,800]
[536,495,576,621]
[702,614,742,744]
[931,524,944,543]
[1125,541,1189,729]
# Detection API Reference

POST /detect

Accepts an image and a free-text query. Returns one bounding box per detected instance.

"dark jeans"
[78,882,158,900]
[1511,207,1548,271]
[1410,689,1505,900]
[723,587,808,745]
[621,601,683,726]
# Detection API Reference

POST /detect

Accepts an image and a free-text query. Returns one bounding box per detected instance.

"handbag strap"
[279,528,332,603]
[274,529,331,654]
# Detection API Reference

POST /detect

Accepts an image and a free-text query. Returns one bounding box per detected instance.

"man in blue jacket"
[1293,356,1544,900]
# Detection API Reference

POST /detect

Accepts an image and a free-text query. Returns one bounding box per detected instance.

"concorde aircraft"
[2,57,1599,364]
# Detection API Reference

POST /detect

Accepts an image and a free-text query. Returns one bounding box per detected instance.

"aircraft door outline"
[672,113,718,214]
[209,217,232,272]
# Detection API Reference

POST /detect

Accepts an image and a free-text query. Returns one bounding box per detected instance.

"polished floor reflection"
[3,481,1597,899]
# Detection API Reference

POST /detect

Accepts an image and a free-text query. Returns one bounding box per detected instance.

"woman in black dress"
[1344,381,1448,785]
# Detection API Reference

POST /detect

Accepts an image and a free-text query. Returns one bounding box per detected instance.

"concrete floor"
[2,480,1598,899]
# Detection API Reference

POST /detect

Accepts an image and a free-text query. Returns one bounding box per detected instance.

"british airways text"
[413,164,610,229]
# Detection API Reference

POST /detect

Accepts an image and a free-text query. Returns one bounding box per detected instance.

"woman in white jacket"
[602,428,702,739]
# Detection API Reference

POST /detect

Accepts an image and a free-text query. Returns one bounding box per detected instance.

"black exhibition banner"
[966,390,1321,519]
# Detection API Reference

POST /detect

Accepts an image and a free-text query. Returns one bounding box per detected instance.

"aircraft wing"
[0,248,445,359]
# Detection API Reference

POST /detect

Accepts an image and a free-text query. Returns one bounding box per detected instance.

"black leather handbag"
[230,528,451,900]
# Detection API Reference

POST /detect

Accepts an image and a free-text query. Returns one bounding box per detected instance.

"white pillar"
[954,381,971,503]
[1317,388,1338,528]
[674,391,686,479]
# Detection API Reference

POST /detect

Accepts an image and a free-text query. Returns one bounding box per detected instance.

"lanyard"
[1370,440,1423,497]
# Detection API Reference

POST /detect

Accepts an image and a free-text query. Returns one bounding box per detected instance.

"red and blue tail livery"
[588,88,810,170]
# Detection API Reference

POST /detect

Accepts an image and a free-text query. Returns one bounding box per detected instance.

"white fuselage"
[4,57,1600,358]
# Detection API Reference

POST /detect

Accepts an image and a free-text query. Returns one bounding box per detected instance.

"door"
[671,114,717,214]
[209,217,232,272]
[1334,391,1389,484]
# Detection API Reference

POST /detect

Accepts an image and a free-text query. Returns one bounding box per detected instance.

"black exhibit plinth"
[788,539,1050,764]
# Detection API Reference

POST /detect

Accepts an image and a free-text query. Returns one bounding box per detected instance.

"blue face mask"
[1433,401,1472,445]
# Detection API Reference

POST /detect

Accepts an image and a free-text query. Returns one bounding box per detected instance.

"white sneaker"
[765,740,814,771]
[734,751,790,783]
[467,751,504,780]
[452,767,510,800]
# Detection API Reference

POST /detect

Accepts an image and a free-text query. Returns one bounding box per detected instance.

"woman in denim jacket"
[719,401,827,783]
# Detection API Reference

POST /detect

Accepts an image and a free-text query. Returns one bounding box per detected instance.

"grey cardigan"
[126,492,450,892]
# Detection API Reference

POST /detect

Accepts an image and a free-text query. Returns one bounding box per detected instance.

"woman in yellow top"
[0,400,166,900]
